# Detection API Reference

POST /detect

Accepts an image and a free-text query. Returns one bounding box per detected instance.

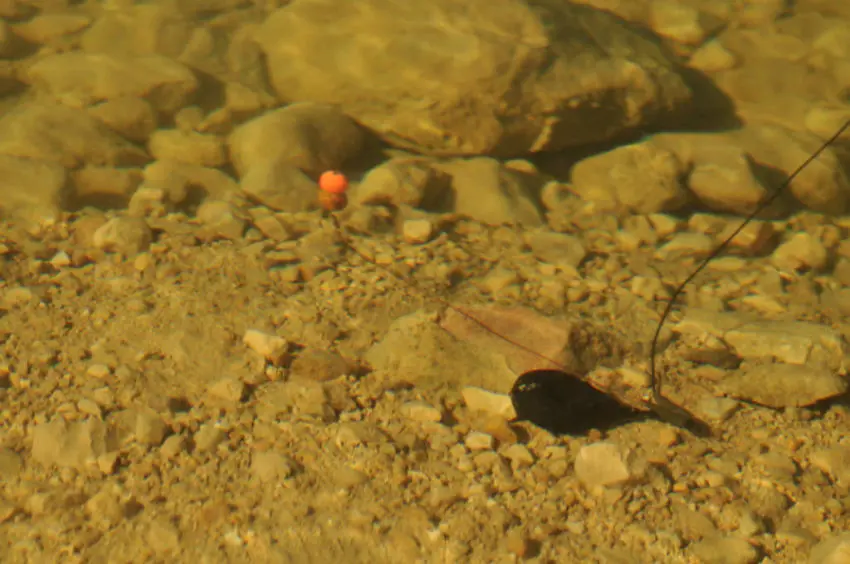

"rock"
[333,466,369,489]
[808,448,850,486]
[15,14,92,45]
[255,380,334,422]
[694,397,739,422]
[401,219,434,244]
[148,129,226,167]
[674,310,846,371]
[656,232,714,258]
[461,386,516,420]
[239,160,318,213]
[242,329,289,365]
[27,52,198,113]
[159,435,188,460]
[31,418,112,470]
[93,216,153,255]
[808,533,850,564]
[772,232,830,272]
[440,306,578,375]
[648,1,712,45]
[805,105,850,140]
[71,166,143,209]
[251,451,297,482]
[400,401,442,423]
[196,200,246,240]
[464,432,494,451]
[87,97,159,143]
[688,40,737,73]
[146,519,181,556]
[720,363,848,408]
[354,158,452,210]
[0,448,22,477]
[650,126,850,215]
[336,422,388,447]
[289,349,349,382]
[249,210,292,242]
[0,101,149,168]
[141,160,238,205]
[570,142,688,213]
[0,154,67,222]
[134,409,168,446]
[502,444,535,466]
[689,536,759,564]
[435,158,543,226]
[228,103,364,177]
[526,231,586,269]
[193,424,225,453]
[686,148,768,215]
[574,442,636,488]
[206,377,246,404]
[257,0,691,156]
[81,4,194,59]
[364,310,517,392]
[84,487,126,529]
[735,124,850,215]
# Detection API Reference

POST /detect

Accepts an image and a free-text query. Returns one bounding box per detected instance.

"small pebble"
[207,377,246,404]
[461,386,515,419]
[251,451,297,482]
[243,329,289,365]
[574,442,634,488]
[193,424,225,452]
[464,431,494,451]
[400,401,442,423]
[402,219,433,244]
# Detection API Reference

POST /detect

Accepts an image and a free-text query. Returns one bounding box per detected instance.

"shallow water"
[0,1,849,563]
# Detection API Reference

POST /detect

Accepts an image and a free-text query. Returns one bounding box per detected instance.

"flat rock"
[675,309,846,371]
[574,442,638,488]
[365,310,517,393]
[239,160,318,213]
[440,306,571,376]
[809,533,850,564]
[257,0,691,156]
[27,52,198,113]
[689,536,759,564]
[31,418,113,470]
[721,363,847,408]
[0,101,149,168]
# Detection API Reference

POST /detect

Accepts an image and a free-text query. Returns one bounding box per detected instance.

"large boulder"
[257,0,692,157]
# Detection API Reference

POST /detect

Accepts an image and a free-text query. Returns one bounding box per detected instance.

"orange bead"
[318,190,347,211]
[318,170,349,194]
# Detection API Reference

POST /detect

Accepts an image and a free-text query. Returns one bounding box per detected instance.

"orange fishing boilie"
[318,170,349,211]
